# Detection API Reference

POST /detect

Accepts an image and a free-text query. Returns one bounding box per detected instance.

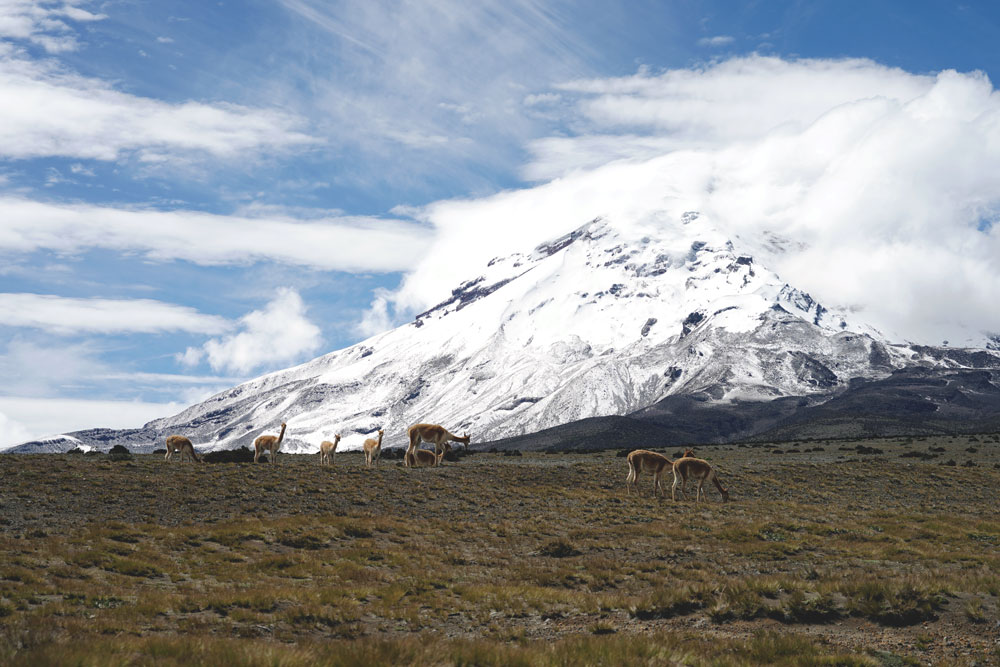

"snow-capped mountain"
[14,212,1000,453]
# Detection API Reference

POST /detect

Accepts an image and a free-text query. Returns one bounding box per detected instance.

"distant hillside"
[476,367,1000,451]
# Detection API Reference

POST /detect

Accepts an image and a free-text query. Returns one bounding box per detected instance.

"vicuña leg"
[626,461,637,495]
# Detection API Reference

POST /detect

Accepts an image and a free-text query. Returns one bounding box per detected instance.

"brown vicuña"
[254,422,287,464]
[411,448,443,467]
[405,423,469,467]
[625,449,672,497]
[363,429,384,468]
[164,435,202,463]
[319,434,341,466]
[672,456,729,503]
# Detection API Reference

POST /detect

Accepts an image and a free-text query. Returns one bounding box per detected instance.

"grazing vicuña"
[164,435,202,463]
[672,456,729,503]
[406,423,469,467]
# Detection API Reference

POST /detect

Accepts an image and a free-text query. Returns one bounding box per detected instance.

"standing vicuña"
[319,434,341,466]
[363,429,384,467]
[164,435,202,463]
[254,422,287,464]
[406,423,469,467]
[411,448,443,467]
[625,449,672,497]
[672,456,729,503]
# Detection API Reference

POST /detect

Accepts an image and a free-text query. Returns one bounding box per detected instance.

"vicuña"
[363,429,384,468]
[319,434,341,465]
[164,435,202,463]
[625,449,672,497]
[254,422,287,464]
[672,456,729,503]
[406,423,469,467]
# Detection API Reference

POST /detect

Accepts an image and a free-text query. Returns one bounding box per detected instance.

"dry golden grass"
[1,434,999,665]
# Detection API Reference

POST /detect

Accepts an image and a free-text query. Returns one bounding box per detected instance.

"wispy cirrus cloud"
[0,45,316,163]
[0,293,231,334]
[0,396,182,450]
[697,35,734,47]
[0,337,105,397]
[274,0,594,187]
[0,336,238,403]
[0,197,432,272]
[0,0,105,53]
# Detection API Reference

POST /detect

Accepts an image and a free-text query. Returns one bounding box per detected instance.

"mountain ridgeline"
[13,214,1000,454]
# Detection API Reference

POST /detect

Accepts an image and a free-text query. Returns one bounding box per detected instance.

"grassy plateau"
[1,434,999,665]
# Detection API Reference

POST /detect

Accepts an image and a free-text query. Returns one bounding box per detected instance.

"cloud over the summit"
[375,56,1000,346]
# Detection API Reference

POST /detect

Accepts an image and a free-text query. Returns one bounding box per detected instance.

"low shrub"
[202,447,256,463]
[380,447,406,461]
[107,445,133,462]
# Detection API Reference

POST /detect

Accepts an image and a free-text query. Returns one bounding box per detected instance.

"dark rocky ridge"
[477,368,1000,451]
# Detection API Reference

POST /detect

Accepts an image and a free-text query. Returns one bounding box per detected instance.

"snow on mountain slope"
[16,210,995,454]
[108,210,935,454]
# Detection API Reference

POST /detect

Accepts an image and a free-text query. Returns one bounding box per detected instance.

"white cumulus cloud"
[183,288,323,374]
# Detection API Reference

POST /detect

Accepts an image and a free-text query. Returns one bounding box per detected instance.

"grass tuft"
[846,582,944,626]
[538,539,581,558]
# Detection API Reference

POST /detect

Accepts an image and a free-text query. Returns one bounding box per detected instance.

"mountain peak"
[17,213,1000,454]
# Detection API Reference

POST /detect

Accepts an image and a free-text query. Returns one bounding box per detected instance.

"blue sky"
[3,0,1000,447]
